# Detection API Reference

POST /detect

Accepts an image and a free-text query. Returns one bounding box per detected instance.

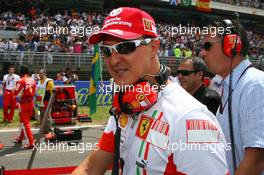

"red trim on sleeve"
[98,131,115,153]
[164,154,186,175]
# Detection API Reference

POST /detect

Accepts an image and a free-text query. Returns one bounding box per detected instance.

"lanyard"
[219,64,253,114]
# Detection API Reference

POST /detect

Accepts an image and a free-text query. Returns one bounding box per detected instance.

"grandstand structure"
[0,0,263,80]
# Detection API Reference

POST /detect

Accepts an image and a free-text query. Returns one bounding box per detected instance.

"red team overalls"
[15,75,36,148]
[2,73,20,122]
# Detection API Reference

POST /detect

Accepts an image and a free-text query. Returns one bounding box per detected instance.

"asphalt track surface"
[0,125,112,174]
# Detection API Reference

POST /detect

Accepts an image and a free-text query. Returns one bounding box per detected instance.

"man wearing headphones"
[200,20,264,174]
[72,7,228,175]
[177,57,221,114]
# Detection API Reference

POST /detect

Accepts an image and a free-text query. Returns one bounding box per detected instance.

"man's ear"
[197,71,204,80]
[150,39,160,58]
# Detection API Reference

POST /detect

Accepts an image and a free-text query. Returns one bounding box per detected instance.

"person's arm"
[2,75,7,90]
[235,148,264,175]
[72,116,117,175]
[63,76,72,84]
[72,149,113,175]
[238,82,264,175]
[46,80,54,94]
[14,80,24,96]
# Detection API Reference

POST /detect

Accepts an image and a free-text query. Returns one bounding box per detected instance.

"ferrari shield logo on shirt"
[136,115,153,139]
[186,119,220,143]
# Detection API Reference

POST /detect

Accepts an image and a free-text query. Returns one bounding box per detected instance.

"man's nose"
[109,50,122,66]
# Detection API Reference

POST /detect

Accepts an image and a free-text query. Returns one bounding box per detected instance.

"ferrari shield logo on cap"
[143,18,153,32]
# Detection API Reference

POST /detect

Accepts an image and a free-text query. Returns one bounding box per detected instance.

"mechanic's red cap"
[88,7,158,44]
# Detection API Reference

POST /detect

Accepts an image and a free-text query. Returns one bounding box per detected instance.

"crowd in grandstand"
[212,0,264,9]
[0,8,263,61]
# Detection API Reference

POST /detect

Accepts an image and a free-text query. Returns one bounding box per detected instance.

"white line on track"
[0,125,104,133]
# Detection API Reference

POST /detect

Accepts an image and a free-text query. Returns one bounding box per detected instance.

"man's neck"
[221,56,244,79]
[189,82,203,95]
[40,77,47,83]
[143,60,161,84]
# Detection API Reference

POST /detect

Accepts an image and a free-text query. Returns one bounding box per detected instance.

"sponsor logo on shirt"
[119,113,129,128]
[136,114,169,150]
[136,159,148,169]
[186,119,220,143]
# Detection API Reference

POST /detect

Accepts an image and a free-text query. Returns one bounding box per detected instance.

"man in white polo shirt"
[72,7,229,175]
[2,65,20,123]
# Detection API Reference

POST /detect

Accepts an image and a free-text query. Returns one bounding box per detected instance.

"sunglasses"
[202,40,221,51]
[176,70,199,76]
[100,38,152,57]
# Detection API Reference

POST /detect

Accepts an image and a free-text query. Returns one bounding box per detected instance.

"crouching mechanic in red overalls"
[72,7,229,175]
[14,65,36,149]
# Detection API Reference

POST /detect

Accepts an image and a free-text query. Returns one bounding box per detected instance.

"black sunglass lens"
[100,47,111,57]
[177,70,196,76]
[203,42,212,51]
[116,42,136,54]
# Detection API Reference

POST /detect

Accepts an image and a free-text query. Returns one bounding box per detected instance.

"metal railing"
[0,51,93,69]
[0,51,263,71]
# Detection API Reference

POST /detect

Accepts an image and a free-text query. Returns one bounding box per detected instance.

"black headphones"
[154,63,171,85]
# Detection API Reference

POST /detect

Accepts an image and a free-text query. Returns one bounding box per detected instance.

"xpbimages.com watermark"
[166,141,232,154]
[31,25,100,37]
[161,24,232,37]
[30,24,231,38]
[98,82,166,96]
[33,141,99,154]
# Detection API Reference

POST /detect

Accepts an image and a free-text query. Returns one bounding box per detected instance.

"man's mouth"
[114,69,128,76]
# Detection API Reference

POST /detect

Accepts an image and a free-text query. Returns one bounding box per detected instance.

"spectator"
[56,70,65,81]
[63,67,78,85]
[177,57,221,114]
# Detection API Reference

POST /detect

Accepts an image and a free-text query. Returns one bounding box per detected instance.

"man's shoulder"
[246,68,264,81]
[46,78,54,84]
[239,68,264,90]
[13,74,20,78]
[204,87,221,101]
[162,83,205,109]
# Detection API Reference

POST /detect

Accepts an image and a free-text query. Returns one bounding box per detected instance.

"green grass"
[0,106,111,129]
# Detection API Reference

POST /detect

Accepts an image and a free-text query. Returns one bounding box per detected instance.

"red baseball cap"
[88,7,158,44]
